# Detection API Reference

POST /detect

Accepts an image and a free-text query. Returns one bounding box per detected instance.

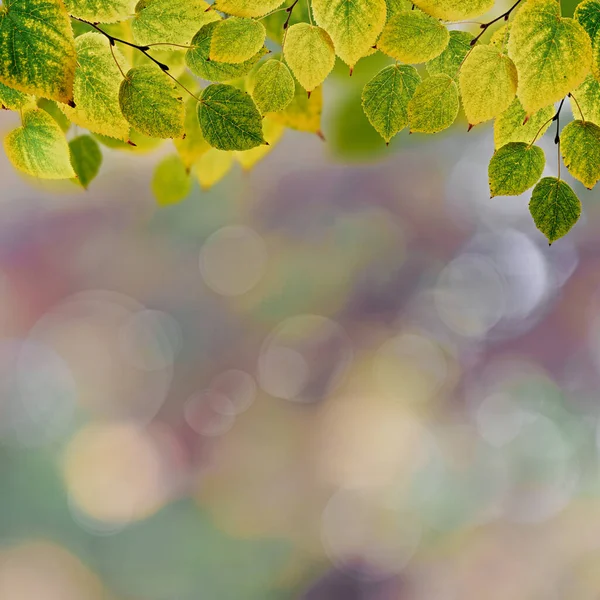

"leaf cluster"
[1,0,600,241]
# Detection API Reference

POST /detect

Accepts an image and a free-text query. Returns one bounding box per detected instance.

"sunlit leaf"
[269,81,323,133]
[426,30,473,80]
[488,142,545,197]
[194,148,234,189]
[494,98,554,149]
[251,60,295,114]
[210,17,266,64]
[412,0,494,21]
[153,153,192,205]
[212,0,286,18]
[63,0,137,23]
[408,74,459,134]
[560,120,600,189]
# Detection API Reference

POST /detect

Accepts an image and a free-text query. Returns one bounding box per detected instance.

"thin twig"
[470,0,524,46]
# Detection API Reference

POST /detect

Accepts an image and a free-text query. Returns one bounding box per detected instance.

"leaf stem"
[568,92,586,123]
[528,97,566,148]
[306,0,313,25]
[470,0,524,46]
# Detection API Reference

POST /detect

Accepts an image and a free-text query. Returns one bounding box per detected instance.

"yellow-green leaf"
[571,75,600,126]
[426,30,473,80]
[62,33,130,141]
[488,142,545,197]
[174,95,211,168]
[198,83,265,151]
[63,0,137,23]
[408,74,459,134]
[186,22,268,83]
[574,0,600,45]
[4,108,75,179]
[0,0,77,104]
[152,154,192,206]
[132,0,219,46]
[251,59,295,114]
[284,24,336,93]
[412,0,493,21]
[378,10,449,64]
[119,66,185,139]
[235,117,285,170]
[594,29,600,80]
[508,0,592,114]
[194,148,234,189]
[209,17,266,64]
[311,0,387,69]
[529,177,581,243]
[0,82,33,111]
[212,0,285,18]
[494,98,554,149]
[560,120,600,189]
[269,81,323,133]
[38,98,71,132]
[69,134,102,189]
[362,64,421,143]
[385,0,413,20]
[459,45,518,126]
[489,23,511,52]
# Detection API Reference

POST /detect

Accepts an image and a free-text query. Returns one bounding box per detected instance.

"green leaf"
[132,0,219,46]
[508,0,592,114]
[378,10,450,64]
[4,108,75,179]
[152,154,192,206]
[408,74,459,134]
[284,24,336,93]
[69,134,102,189]
[362,64,421,143]
[251,60,295,114]
[459,45,518,126]
[574,0,600,45]
[269,81,323,133]
[571,74,600,126]
[210,17,266,64]
[37,98,71,132]
[385,0,413,20]
[0,0,77,104]
[0,82,33,111]
[594,29,600,80]
[426,30,473,80]
[186,22,268,83]
[198,84,265,151]
[560,120,600,189]
[194,148,234,190]
[494,98,554,149]
[63,0,137,23]
[411,0,494,21]
[62,33,130,141]
[212,0,285,18]
[174,96,211,169]
[488,142,545,197]
[529,177,581,244]
[311,0,387,69]
[119,66,185,139]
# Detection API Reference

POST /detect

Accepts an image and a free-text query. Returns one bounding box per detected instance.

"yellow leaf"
[235,118,285,170]
[194,149,234,190]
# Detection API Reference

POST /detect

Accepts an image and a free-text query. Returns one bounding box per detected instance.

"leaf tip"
[316,130,326,141]
[467,123,475,132]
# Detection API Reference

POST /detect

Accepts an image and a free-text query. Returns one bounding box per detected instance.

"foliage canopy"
[0,0,599,242]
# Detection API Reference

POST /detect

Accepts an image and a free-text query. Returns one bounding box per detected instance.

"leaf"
[119,66,185,139]
[251,60,295,114]
[378,10,450,64]
[459,45,518,126]
[186,22,268,83]
[212,0,285,18]
[235,117,285,170]
[361,64,421,143]
[508,0,592,114]
[594,29,600,81]
[488,142,545,197]
[571,74,600,126]
[63,0,137,23]
[93,128,163,153]
[284,24,336,93]
[426,30,473,80]
[198,84,265,151]
[408,74,459,134]
[132,0,219,46]
[0,82,33,111]
[210,17,266,64]
[69,135,102,189]
[4,108,75,179]
[529,177,581,243]
[269,81,323,133]
[560,120,600,189]
[385,0,414,20]
[37,98,71,132]
[0,0,77,103]
[311,0,387,69]
[152,154,192,206]
[194,149,234,189]
[574,0,600,45]
[411,0,494,21]
[494,98,554,149]
[489,23,511,51]
[174,96,211,169]
[62,33,130,141]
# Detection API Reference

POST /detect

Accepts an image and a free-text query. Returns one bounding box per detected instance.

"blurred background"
[3,1,600,598]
